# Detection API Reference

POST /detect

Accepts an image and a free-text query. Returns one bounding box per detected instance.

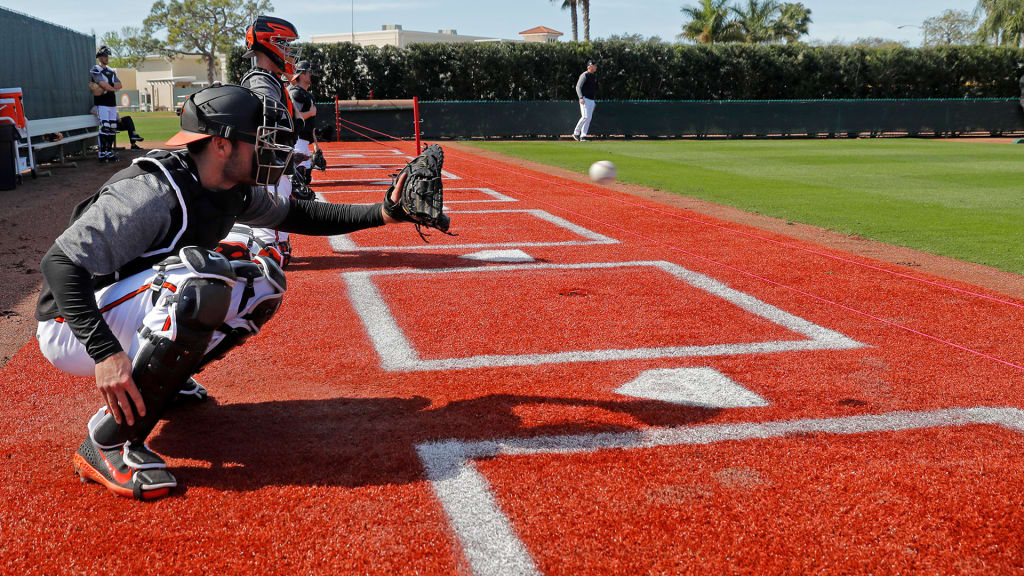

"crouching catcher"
[35,84,451,500]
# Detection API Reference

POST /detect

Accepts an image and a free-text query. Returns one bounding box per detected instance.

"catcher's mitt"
[383,144,452,241]
[311,148,326,171]
[88,82,105,97]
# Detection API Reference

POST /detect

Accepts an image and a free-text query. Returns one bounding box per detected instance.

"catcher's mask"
[166,85,294,187]
[244,15,301,76]
[96,46,112,59]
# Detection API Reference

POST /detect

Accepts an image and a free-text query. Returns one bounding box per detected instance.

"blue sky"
[1,0,981,45]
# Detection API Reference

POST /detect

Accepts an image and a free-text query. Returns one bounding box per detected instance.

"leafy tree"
[975,0,1024,46]
[679,0,742,43]
[921,9,977,46]
[143,0,272,84]
[551,0,578,42]
[101,26,163,68]
[851,37,907,48]
[731,0,781,43]
[775,2,812,43]
[604,33,666,44]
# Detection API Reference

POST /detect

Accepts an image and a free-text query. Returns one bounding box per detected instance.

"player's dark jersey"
[90,65,119,107]
[36,150,253,321]
[287,84,316,141]
[241,67,298,146]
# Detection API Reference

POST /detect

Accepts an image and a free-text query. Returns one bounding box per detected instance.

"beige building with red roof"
[519,26,563,43]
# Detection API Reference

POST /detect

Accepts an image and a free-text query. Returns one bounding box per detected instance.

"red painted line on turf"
[445,147,1024,311]
[443,147,1024,373]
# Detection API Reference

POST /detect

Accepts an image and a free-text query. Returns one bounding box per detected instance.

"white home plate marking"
[460,250,535,263]
[417,407,1024,576]
[615,367,769,408]
[330,209,618,252]
[342,260,863,372]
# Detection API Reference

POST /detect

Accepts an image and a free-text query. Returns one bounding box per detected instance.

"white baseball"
[589,160,617,184]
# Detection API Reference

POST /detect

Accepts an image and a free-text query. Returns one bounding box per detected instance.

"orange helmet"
[244,16,301,76]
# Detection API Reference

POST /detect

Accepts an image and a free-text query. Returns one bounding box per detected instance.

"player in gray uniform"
[91,46,123,161]
[573,61,598,142]
[36,85,418,500]
[234,15,302,265]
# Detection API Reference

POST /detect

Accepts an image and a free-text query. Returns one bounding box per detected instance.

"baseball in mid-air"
[589,160,617,184]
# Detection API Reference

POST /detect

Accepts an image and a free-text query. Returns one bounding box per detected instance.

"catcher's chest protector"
[72,151,248,281]
[242,67,294,118]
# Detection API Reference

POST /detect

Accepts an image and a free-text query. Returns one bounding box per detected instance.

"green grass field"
[116,111,180,146]
[466,139,1024,275]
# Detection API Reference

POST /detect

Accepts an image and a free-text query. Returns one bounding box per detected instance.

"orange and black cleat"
[73,437,177,501]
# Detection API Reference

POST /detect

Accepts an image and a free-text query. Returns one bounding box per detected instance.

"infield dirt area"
[1,140,1023,574]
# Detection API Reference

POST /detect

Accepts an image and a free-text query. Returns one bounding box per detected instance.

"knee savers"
[198,255,286,371]
[90,248,235,448]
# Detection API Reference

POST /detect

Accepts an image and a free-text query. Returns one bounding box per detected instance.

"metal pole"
[335,94,340,142]
[351,0,355,43]
[413,96,421,154]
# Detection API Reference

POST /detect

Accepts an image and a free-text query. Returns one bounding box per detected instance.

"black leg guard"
[91,248,236,447]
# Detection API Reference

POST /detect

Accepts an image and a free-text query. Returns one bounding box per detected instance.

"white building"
[311,25,503,48]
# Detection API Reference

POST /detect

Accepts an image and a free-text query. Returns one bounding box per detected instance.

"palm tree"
[775,2,812,44]
[731,0,781,43]
[581,0,591,42]
[552,0,579,42]
[679,0,742,43]
[975,0,1024,46]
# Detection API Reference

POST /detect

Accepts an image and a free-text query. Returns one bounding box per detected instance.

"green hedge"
[228,42,1024,101]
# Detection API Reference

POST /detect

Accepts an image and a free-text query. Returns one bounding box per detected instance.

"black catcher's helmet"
[96,46,112,58]
[166,85,294,186]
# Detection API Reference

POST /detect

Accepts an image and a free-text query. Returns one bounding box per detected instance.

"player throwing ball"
[35,84,450,500]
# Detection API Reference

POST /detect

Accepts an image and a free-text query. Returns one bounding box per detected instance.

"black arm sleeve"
[278,198,386,236]
[40,244,123,363]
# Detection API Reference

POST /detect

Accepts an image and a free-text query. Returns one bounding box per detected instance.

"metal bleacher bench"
[21,114,100,176]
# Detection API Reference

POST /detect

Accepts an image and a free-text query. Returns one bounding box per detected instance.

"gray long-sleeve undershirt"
[55,175,289,277]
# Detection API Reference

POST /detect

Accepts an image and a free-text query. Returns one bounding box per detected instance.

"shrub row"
[228,42,1024,101]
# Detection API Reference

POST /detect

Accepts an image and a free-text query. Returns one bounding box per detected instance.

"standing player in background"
[225,15,302,267]
[91,46,123,162]
[572,61,598,142]
[287,60,319,201]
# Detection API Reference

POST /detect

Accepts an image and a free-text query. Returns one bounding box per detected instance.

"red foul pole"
[334,95,340,143]
[413,96,422,154]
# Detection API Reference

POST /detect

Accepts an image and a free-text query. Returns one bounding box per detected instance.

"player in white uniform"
[91,46,122,161]
[286,60,319,201]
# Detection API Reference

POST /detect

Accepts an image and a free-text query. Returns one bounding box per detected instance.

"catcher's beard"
[225,141,258,185]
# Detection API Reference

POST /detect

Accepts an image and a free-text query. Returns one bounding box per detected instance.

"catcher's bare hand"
[95,351,145,426]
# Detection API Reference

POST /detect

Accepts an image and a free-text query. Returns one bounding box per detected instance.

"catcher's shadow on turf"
[150,393,721,493]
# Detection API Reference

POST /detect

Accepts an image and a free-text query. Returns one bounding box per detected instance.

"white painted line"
[329,209,618,252]
[615,367,769,408]
[316,187,518,204]
[417,406,1024,576]
[460,250,536,263]
[340,260,864,371]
